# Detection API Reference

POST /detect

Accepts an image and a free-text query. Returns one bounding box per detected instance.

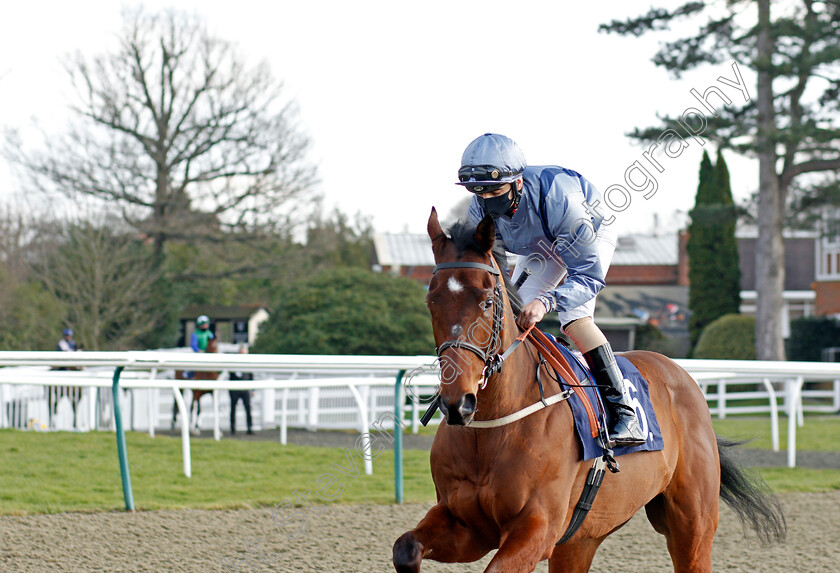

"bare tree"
[0,208,65,350]
[5,8,317,273]
[35,216,161,350]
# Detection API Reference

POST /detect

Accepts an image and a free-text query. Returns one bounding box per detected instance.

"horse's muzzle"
[439,393,476,426]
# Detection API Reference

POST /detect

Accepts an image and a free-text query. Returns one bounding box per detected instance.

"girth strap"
[556,455,607,545]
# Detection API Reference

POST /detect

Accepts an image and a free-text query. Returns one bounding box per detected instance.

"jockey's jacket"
[467,165,608,313]
[191,329,215,352]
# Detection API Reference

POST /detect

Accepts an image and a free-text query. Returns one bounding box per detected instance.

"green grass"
[0,430,435,515]
[712,414,840,451]
[754,468,840,493]
[1,415,839,515]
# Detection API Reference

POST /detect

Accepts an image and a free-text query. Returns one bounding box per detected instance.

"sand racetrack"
[1,490,839,572]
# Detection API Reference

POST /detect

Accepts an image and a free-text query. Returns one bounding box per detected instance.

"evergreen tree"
[687,151,718,347]
[687,151,741,350]
[601,1,840,360]
[712,150,742,322]
[251,268,434,356]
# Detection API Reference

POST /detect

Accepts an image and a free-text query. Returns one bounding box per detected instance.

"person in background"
[228,344,254,435]
[190,315,215,352]
[57,328,77,352]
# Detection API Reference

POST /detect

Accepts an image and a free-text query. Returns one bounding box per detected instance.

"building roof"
[373,233,435,267]
[374,231,680,268]
[595,285,689,320]
[610,234,678,266]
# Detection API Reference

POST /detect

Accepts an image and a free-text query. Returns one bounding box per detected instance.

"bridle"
[432,258,526,389]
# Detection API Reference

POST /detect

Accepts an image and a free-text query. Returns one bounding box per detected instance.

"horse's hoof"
[393,532,423,573]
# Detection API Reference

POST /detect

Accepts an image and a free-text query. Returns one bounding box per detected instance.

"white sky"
[0,1,760,237]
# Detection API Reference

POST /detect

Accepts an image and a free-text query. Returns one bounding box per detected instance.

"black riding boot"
[583,343,646,447]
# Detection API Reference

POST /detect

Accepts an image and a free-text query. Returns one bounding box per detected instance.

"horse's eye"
[480,298,494,311]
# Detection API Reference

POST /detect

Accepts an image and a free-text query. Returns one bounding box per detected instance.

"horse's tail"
[717,436,786,544]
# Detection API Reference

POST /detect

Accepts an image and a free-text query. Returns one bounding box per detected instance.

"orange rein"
[519,325,600,439]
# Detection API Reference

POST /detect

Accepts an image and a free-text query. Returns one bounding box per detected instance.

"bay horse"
[172,337,220,434]
[48,362,84,429]
[393,210,785,573]
[46,383,82,429]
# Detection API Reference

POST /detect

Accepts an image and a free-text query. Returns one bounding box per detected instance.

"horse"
[392,210,785,573]
[48,361,84,429]
[45,382,82,429]
[172,337,220,434]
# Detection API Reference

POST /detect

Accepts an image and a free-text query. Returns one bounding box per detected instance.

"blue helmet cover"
[457,133,527,186]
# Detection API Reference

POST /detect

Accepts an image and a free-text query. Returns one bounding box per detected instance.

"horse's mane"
[446,219,523,315]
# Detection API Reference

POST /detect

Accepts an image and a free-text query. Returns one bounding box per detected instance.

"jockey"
[190,315,215,352]
[57,328,77,352]
[459,133,644,447]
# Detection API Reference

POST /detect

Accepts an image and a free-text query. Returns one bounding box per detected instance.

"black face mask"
[482,190,519,218]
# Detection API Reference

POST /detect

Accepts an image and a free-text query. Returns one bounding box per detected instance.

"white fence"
[0,351,436,481]
[1,352,839,475]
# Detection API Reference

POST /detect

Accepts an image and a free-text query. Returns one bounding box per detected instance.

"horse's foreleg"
[549,538,604,573]
[393,503,490,572]
[483,513,552,573]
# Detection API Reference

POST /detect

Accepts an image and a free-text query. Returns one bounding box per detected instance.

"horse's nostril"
[460,394,477,418]
[438,397,450,416]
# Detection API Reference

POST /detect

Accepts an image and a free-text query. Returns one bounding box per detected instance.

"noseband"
[433,260,519,388]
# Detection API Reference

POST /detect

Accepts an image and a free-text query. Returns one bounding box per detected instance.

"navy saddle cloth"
[541,333,664,461]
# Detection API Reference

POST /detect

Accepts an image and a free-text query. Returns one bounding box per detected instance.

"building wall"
[813,281,840,316]
[738,237,816,291]
[381,265,435,286]
[606,265,679,285]
[677,230,690,286]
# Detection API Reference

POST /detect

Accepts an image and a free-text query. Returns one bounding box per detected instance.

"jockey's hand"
[519,299,548,329]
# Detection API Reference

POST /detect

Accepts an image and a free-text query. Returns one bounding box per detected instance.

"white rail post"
[307,387,319,431]
[0,384,7,428]
[834,380,840,411]
[787,377,805,468]
[719,379,726,419]
[760,378,780,452]
[213,389,221,441]
[280,387,289,445]
[148,369,158,438]
[797,381,805,427]
[347,383,373,476]
[172,388,192,478]
[262,388,275,430]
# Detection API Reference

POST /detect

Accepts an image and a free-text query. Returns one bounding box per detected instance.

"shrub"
[788,316,840,361]
[252,268,435,356]
[634,322,681,357]
[693,314,755,360]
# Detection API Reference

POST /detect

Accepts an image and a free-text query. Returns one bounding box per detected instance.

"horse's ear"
[475,214,495,253]
[427,207,444,241]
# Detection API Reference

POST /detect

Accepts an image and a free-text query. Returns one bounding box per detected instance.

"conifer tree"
[601,1,840,359]
[687,151,718,347]
[713,150,742,321]
[687,150,741,350]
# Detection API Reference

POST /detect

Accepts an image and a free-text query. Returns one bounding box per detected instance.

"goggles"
[457,165,518,184]
[465,182,506,194]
